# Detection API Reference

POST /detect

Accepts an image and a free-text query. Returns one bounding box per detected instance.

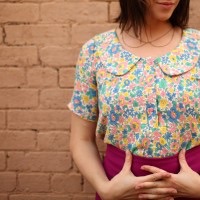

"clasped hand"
[100,151,176,200]
[136,150,200,199]
[100,150,200,200]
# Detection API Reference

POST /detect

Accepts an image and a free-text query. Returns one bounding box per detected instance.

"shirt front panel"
[69,28,200,158]
[95,29,200,157]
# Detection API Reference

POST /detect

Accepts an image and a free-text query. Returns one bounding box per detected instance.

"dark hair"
[116,0,190,36]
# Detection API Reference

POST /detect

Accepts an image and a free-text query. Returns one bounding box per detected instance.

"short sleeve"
[68,39,98,122]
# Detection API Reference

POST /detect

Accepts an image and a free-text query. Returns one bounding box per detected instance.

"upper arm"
[70,113,97,149]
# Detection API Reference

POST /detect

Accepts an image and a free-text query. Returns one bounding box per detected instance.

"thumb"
[179,149,189,171]
[122,150,132,172]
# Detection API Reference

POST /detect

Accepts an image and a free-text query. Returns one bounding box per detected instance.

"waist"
[103,144,200,177]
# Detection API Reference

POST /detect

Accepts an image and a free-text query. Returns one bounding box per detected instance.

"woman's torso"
[75,28,200,158]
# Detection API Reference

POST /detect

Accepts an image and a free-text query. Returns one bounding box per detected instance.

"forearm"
[70,139,109,196]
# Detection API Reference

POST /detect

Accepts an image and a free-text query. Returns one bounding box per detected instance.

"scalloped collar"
[96,28,200,76]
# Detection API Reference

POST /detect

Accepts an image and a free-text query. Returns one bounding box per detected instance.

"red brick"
[10,195,71,200]
[7,110,70,130]
[59,68,75,88]
[0,131,36,150]
[0,111,6,129]
[0,89,38,109]
[27,67,57,88]
[40,89,73,109]
[52,173,82,193]
[0,46,38,66]
[40,46,80,66]
[5,25,70,46]
[41,2,108,23]
[0,152,6,170]
[72,24,116,45]
[109,2,120,22]
[37,131,69,150]
[0,68,25,88]
[0,3,39,23]
[0,172,16,192]
[18,173,50,192]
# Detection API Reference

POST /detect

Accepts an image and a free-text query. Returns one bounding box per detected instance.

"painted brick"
[72,24,116,45]
[8,152,71,172]
[0,111,6,129]
[72,195,94,200]
[0,89,38,109]
[0,46,38,66]
[0,131,36,150]
[0,172,16,192]
[10,195,71,200]
[109,1,120,22]
[37,131,69,150]
[0,3,39,23]
[0,26,3,44]
[52,173,82,193]
[18,173,50,192]
[5,25,70,46]
[40,89,73,109]
[0,152,6,170]
[40,46,80,66]
[0,68,25,88]
[0,194,8,200]
[41,2,108,23]
[27,67,57,88]
[59,68,75,88]
[83,179,95,194]
[189,0,200,29]
[7,110,70,130]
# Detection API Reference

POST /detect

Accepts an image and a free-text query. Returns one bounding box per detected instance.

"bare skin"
[135,150,200,199]
[70,1,199,199]
[70,113,177,200]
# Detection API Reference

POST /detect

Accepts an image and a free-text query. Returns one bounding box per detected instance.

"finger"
[137,187,177,195]
[141,165,168,174]
[135,181,172,190]
[122,150,132,172]
[138,193,174,200]
[137,172,171,189]
[179,149,190,171]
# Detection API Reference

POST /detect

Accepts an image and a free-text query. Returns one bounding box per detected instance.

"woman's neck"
[135,22,173,43]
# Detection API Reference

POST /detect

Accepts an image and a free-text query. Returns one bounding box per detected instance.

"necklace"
[121,28,175,48]
[126,27,173,44]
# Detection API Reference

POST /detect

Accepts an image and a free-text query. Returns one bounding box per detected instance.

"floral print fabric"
[69,28,200,158]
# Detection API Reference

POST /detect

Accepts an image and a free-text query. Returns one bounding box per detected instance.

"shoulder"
[81,29,117,54]
[184,28,200,41]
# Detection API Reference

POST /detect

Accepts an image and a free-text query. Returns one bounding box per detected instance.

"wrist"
[96,180,113,200]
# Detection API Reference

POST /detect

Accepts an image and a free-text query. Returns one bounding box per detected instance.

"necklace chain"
[121,28,175,48]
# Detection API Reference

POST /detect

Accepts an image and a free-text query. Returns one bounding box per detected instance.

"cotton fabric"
[69,28,200,158]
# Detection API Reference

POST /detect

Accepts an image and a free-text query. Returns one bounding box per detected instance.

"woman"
[69,0,200,199]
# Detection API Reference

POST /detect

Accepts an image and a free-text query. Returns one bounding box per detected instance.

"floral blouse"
[69,28,200,158]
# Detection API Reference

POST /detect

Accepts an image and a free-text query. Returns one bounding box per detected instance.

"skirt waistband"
[95,145,200,200]
[104,144,200,177]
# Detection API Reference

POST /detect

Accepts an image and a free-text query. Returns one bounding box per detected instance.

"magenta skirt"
[96,144,200,200]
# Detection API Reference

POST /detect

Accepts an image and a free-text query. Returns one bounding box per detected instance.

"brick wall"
[0,0,199,200]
